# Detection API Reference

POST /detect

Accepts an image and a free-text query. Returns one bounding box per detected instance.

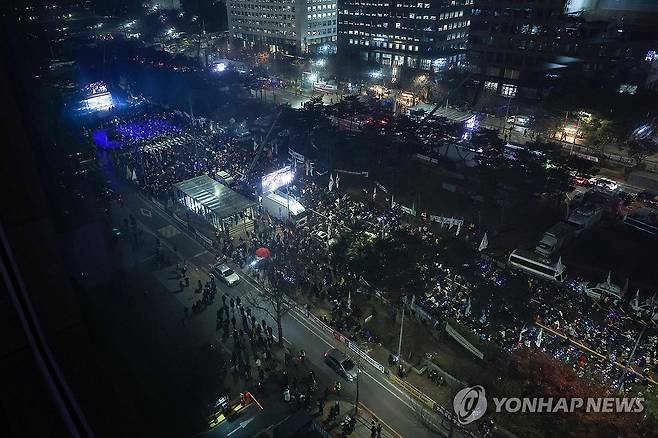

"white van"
[508,249,566,282]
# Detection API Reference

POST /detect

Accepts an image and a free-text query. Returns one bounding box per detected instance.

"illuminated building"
[337,0,472,72]
[468,0,658,99]
[226,0,337,54]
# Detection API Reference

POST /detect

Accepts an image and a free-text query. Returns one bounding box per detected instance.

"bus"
[507,249,566,282]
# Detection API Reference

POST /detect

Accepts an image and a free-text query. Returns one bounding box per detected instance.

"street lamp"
[396,296,407,375]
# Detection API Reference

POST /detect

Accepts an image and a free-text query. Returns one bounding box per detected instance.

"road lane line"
[286,311,415,410]
[360,403,403,438]
[130,194,441,430]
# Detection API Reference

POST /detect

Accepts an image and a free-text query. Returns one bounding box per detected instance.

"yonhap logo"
[453,385,488,424]
[452,385,644,424]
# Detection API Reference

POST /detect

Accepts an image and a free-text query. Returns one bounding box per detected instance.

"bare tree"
[243,264,294,346]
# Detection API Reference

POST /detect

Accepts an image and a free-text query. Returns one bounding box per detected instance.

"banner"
[288,148,305,163]
[334,169,369,177]
[374,181,389,194]
[346,340,386,374]
[390,375,436,409]
[445,322,484,360]
[400,205,417,216]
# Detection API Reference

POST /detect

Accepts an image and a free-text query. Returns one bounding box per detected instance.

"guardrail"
[141,193,475,436]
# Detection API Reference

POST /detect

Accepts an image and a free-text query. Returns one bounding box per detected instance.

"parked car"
[324,348,358,381]
[570,173,593,187]
[213,264,240,286]
[589,177,618,192]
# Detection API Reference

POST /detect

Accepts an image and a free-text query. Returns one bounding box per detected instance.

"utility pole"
[396,296,406,373]
[618,324,648,394]
[354,350,362,415]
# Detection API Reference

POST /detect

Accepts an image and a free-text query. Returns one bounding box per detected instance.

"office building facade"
[467,0,569,98]
[467,0,658,98]
[337,0,472,72]
[226,0,337,54]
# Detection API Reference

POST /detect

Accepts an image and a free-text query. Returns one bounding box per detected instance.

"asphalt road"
[112,185,454,438]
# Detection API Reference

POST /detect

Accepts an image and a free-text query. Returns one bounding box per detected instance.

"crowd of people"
[102,105,656,395]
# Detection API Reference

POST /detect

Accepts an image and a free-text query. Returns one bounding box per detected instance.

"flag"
[535,328,543,348]
[518,325,527,342]
[347,290,351,310]
[606,271,611,285]
[391,195,395,208]
[373,186,377,201]
[131,169,138,182]
[455,221,461,236]
[126,165,131,180]
[465,298,471,316]
[478,232,488,252]
[555,257,565,276]
[631,289,640,309]
[328,174,334,191]
[335,173,340,189]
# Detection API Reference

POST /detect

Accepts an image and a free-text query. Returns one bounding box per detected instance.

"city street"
[110,181,455,438]
[251,87,343,109]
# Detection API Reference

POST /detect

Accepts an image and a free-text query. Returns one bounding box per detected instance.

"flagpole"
[396,296,406,373]
[618,325,647,394]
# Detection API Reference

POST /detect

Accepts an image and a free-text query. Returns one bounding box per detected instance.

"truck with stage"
[262,191,308,228]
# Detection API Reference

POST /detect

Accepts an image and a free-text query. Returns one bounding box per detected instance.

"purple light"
[465,115,478,131]
[92,118,178,149]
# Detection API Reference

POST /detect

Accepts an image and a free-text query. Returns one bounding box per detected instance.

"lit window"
[501,84,517,97]
[484,81,497,92]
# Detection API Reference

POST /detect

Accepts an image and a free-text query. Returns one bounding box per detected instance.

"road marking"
[360,403,403,438]
[191,250,209,259]
[226,417,254,436]
[286,311,415,411]
[251,414,291,437]
[133,194,433,426]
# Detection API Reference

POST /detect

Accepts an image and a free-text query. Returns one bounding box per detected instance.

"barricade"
[346,340,386,374]
[389,374,436,410]
[195,229,213,246]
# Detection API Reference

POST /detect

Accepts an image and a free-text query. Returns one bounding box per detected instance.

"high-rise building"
[150,0,182,11]
[467,0,658,99]
[467,0,568,98]
[226,0,337,54]
[337,0,473,72]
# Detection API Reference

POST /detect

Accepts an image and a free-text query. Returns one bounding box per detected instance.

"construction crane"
[421,71,475,122]
[240,106,284,189]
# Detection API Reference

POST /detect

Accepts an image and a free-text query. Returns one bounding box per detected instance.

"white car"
[213,264,240,286]
[590,177,618,192]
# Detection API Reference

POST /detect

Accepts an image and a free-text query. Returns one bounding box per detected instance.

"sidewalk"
[132,191,480,436]
[319,401,399,438]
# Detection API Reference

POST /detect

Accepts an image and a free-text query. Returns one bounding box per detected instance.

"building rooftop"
[174,175,255,219]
